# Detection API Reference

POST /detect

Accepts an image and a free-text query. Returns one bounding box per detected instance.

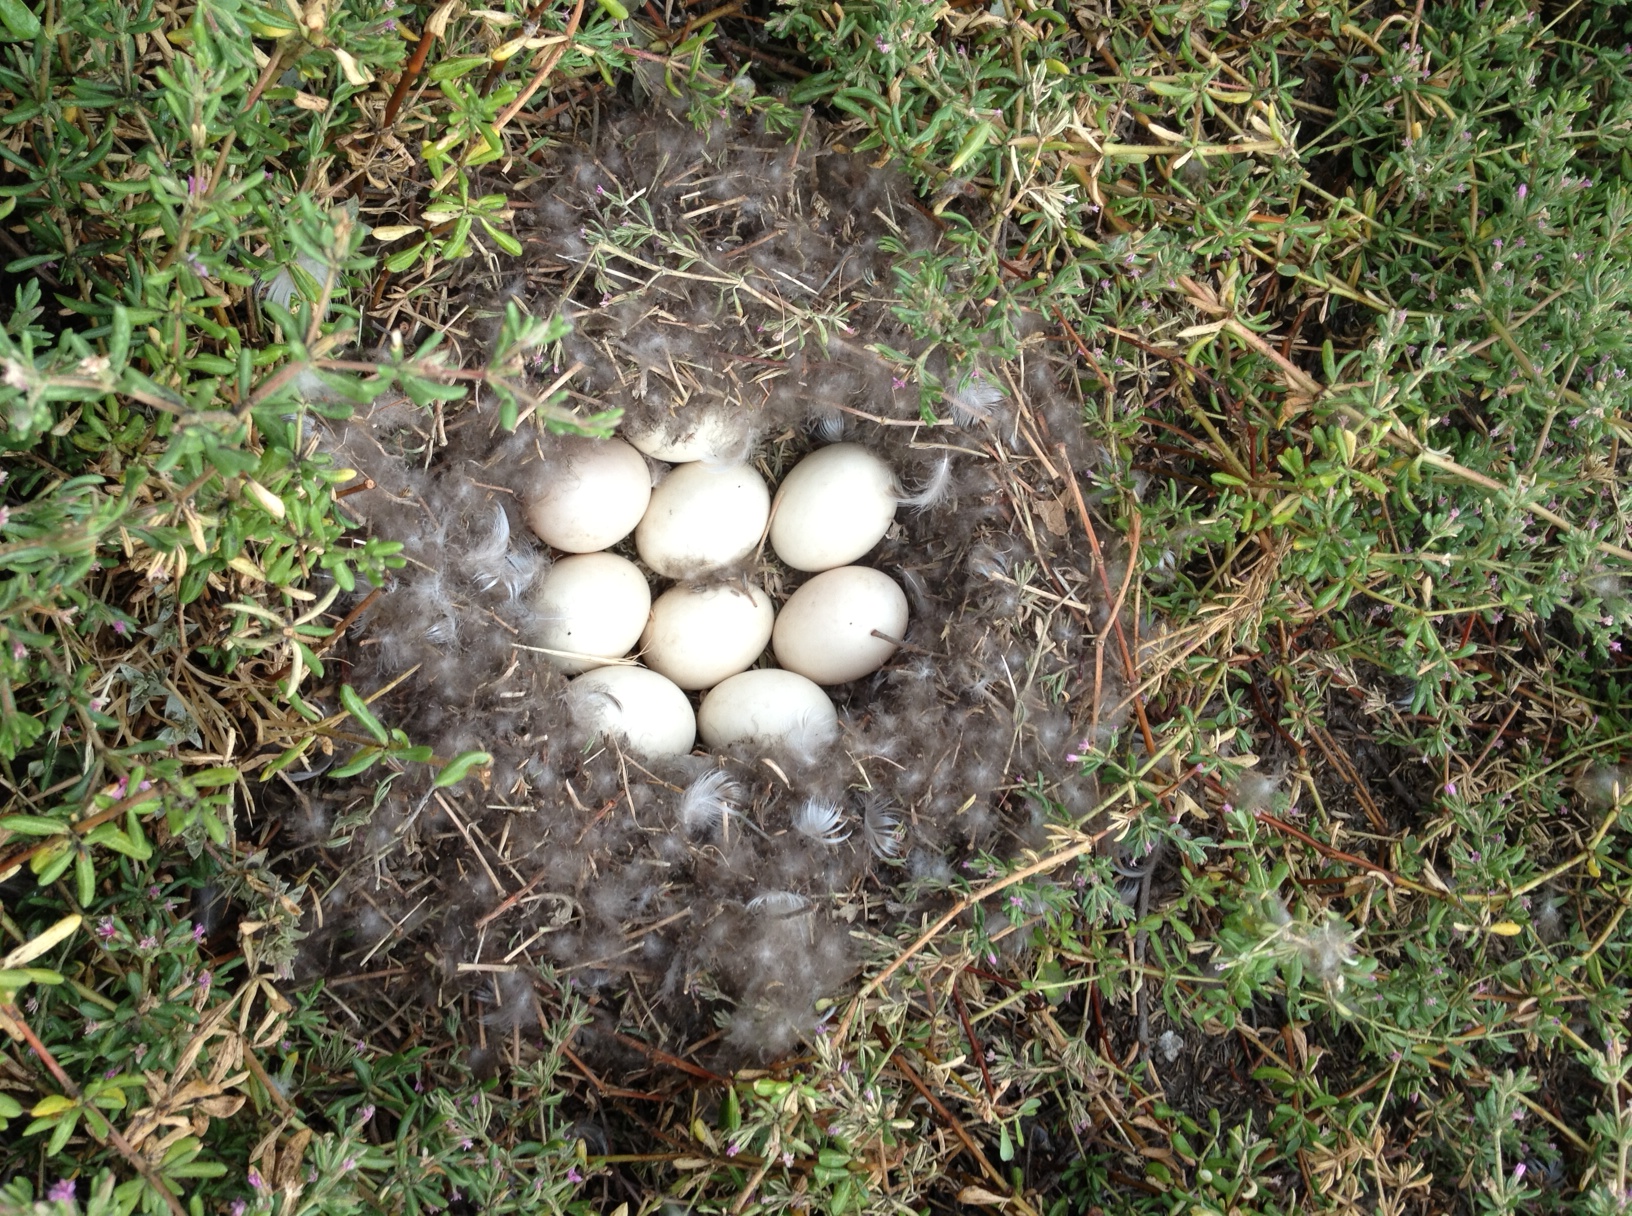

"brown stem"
[1252,810,1443,900]
[951,984,995,1102]
[3,1003,190,1216]
[837,826,1109,1039]
[1058,444,1159,762]
[492,0,587,136]
[890,1051,1039,1216]
[0,786,161,879]
[382,22,439,129]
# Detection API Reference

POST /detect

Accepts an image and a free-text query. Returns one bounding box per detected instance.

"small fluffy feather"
[896,455,952,513]
[861,794,903,859]
[944,374,1004,428]
[680,769,744,832]
[747,890,811,916]
[464,504,543,600]
[792,798,850,846]
[810,406,845,443]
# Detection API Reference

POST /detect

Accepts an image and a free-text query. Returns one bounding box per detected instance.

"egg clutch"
[522,418,909,761]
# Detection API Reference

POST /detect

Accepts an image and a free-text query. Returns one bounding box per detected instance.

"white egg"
[697,669,838,751]
[625,410,753,463]
[524,437,651,553]
[769,443,897,572]
[642,582,775,690]
[772,565,908,684]
[526,552,651,673]
[636,462,769,578]
[568,666,696,759]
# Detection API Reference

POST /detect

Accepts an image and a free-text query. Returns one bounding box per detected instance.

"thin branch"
[2,1003,190,1216]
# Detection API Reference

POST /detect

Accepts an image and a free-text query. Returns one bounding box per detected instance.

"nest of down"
[256,100,1143,1072]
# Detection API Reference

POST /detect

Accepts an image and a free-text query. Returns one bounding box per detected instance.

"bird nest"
[258,100,1141,1075]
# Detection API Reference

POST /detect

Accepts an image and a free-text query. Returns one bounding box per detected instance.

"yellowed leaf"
[2,915,81,969]
[330,47,373,87]
[243,479,285,521]
[956,1186,1009,1206]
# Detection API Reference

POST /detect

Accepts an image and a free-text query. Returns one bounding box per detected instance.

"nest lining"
[264,100,1137,1069]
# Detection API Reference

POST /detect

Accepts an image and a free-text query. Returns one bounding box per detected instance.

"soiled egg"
[769,443,896,572]
[625,409,752,464]
[524,437,651,553]
[642,582,775,690]
[527,552,651,673]
[697,669,838,751]
[771,565,907,684]
[636,462,769,578]
[567,666,696,759]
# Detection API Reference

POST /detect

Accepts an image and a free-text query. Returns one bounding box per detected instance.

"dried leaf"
[1,915,81,969]
[956,1186,1009,1206]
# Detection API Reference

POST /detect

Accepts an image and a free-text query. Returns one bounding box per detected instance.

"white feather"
[896,455,952,513]
[861,795,903,859]
[680,770,744,832]
[746,890,811,916]
[464,505,541,600]
[792,798,850,846]
[944,374,1004,428]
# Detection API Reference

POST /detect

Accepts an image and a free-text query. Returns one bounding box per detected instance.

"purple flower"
[137,935,157,951]
[10,641,23,661]
[874,35,891,53]
[48,1179,75,1203]
[1516,183,1527,200]
[230,1202,246,1216]
[342,1157,356,1172]
[197,970,212,991]
[360,1104,375,1125]
[96,918,116,941]
[460,1138,473,1151]
[566,1166,583,1183]
[726,1142,741,1157]
[112,619,127,636]
[248,1168,266,1191]
[1443,782,1456,796]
